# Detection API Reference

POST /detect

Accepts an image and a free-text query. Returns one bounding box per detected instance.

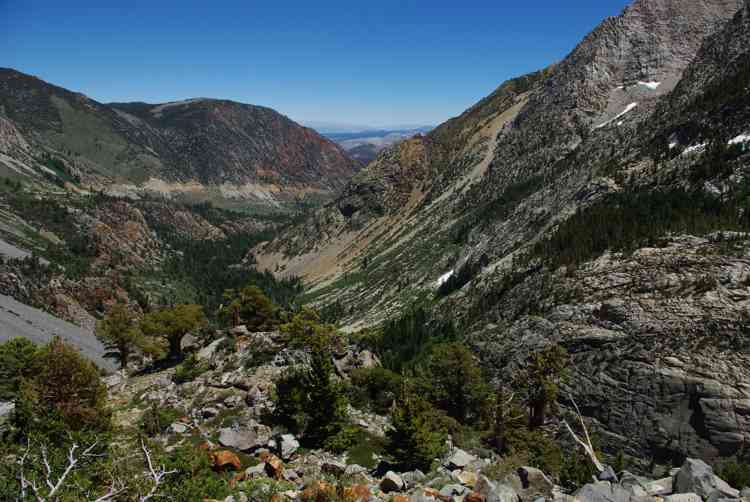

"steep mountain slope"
[0,69,357,208]
[255,0,750,464]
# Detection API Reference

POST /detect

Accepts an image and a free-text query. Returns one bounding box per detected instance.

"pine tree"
[387,388,447,472]
[96,303,142,369]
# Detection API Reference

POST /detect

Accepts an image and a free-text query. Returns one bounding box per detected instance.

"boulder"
[322,460,347,476]
[278,433,300,460]
[0,401,15,424]
[664,494,703,502]
[259,452,284,479]
[440,484,470,498]
[218,428,261,452]
[202,407,220,418]
[197,338,224,362]
[466,493,487,502]
[244,464,266,479]
[452,470,479,487]
[573,482,631,502]
[644,477,673,496]
[402,470,427,489]
[675,458,740,499]
[169,422,188,434]
[380,471,406,493]
[475,476,519,502]
[410,490,439,502]
[211,451,242,472]
[446,448,478,470]
[343,484,372,501]
[515,466,555,500]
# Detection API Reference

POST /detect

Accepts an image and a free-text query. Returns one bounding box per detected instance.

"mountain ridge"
[0,67,358,209]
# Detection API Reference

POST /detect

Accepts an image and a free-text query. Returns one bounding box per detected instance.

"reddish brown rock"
[210,450,242,472]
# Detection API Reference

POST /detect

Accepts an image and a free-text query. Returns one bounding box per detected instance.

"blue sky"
[1,0,630,128]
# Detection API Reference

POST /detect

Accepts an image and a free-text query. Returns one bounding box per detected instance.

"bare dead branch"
[562,395,605,473]
[139,438,177,502]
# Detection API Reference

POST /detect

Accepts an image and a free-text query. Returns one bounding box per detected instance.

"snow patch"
[682,143,707,156]
[669,141,679,150]
[728,133,750,145]
[595,103,637,129]
[638,81,661,90]
[436,270,454,287]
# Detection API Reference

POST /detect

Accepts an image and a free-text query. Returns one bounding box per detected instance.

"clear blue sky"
[1,0,630,128]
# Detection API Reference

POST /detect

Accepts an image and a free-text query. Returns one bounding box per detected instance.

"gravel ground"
[0,293,115,371]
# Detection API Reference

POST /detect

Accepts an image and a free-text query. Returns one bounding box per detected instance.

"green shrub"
[559,450,598,491]
[0,337,39,400]
[387,390,447,471]
[140,404,183,436]
[172,353,209,384]
[349,367,402,414]
[13,337,111,436]
[717,460,750,490]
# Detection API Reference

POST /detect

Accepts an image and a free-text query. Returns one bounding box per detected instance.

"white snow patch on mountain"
[638,81,661,90]
[436,270,454,287]
[595,103,637,129]
[682,143,707,156]
[729,133,750,145]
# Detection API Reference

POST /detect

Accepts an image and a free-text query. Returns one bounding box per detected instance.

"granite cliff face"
[255,0,750,465]
[0,69,357,207]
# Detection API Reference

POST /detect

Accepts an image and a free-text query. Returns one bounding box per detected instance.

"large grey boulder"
[664,494,703,502]
[0,401,15,424]
[675,458,740,499]
[445,448,478,470]
[476,475,520,502]
[380,471,405,493]
[218,427,266,452]
[573,482,632,502]
[644,477,674,496]
[278,433,299,460]
[439,484,470,498]
[510,466,555,500]
[402,470,427,489]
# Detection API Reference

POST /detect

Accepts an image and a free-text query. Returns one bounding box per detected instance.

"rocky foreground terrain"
[70,326,747,502]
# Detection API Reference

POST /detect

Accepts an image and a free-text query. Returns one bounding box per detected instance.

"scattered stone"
[202,407,220,418]
[446,448,478,470]
[197,338,224,362]
[664,494,703,502]
[224,394,244,408]
[598,466,618,483]
[0,401,15,424]
[260,452,284,479]
[573,482,631,502]
[402,470,427,489]
[168,422,188,434]
[322,460,347,476]
[476,476,519,502]
[211,451,242,472]
[218,427,261,452]
[345,464,370,477]
[644,477,674,496]
[278,433,300,460]
[466,493,487,502]
[516,466,555,498]
[244,464,266,479]
[380,471,406,493]
[343,484,372,501]
[440,484,470,498]
[453,470,479,487]
[675,458,740,499]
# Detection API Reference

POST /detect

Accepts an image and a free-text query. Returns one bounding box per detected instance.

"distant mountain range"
[0,69,358,210]
[319,126,433,164]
